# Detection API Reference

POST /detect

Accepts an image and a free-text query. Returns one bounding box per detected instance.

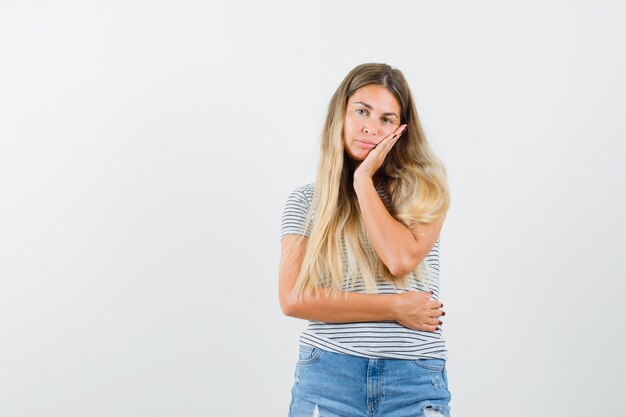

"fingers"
[391,124,408,141]
[428,301,445,328]
[403,319,442,332]
[421,324,439,332]
[401,321,439,332]
[425,293,445,317]
[377,124,408,146]
[393,123,407,135]
[398,290,445,332]
[425,317,439,326]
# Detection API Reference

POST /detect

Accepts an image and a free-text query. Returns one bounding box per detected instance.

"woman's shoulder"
[292,182,315,197]
[299,182,316,192]
[285,182,315,208]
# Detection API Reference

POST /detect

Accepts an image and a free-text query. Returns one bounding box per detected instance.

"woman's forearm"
[280,235,399,323]
[282,287,441,332]
[282,287,398,323]
[353,175,422,276]
[279,234,440,330]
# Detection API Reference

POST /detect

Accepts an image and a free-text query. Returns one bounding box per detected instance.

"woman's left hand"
[354,124,407,180]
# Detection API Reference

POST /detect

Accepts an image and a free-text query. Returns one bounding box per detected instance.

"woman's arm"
[350,125,445,277]
[353,175,445,278]
[278,234,443,331]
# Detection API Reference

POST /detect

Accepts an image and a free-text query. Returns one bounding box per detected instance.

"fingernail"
[439,320,443,325]
[442,312,446,316]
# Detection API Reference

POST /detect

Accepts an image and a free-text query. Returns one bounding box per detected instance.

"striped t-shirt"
[280,181,448,360]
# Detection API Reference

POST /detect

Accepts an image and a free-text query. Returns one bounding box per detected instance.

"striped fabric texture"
[280,181,447,360]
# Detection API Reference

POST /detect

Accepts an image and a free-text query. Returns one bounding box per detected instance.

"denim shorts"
[288,345,452,417]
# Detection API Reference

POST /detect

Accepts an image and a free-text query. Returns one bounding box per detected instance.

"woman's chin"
[346,149,370,162]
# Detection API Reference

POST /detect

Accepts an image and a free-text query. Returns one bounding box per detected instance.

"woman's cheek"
[346,117,357,132]
[379,125,393,137]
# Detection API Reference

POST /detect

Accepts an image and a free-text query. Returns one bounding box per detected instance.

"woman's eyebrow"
[353,101,399,119]
[353,101,374,110]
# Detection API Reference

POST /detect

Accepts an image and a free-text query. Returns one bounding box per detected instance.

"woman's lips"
[355,140,376,149]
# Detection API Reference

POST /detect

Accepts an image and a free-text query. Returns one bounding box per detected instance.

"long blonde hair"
[291,63,450,299]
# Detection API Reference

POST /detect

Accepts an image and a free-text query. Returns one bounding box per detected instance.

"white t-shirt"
[280,181,448,360]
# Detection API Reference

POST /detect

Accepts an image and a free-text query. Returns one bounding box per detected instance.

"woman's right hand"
[393,291,444,332]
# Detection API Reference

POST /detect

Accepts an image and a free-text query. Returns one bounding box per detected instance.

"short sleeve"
[280,185,314,238]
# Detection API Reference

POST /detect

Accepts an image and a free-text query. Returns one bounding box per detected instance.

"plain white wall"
[1,1,625,416]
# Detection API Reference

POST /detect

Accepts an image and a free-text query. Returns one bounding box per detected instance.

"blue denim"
[288,345,452,417]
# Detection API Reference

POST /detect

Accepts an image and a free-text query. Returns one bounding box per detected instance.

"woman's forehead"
[348,85,401,112]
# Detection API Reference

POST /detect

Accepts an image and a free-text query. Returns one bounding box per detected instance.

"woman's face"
[343,84,402,162]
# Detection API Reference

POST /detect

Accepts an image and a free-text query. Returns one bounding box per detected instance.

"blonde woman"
[279,63,451,417]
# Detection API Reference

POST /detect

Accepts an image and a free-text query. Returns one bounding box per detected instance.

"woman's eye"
[383,118,392,124]
[356,108,367,116]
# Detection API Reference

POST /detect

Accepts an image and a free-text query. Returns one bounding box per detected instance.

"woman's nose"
[363,122,376,135]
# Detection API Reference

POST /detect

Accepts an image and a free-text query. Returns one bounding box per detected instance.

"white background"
[1,1,625,416]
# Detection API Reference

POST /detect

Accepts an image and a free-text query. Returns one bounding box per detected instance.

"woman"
[279,63,451,417]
